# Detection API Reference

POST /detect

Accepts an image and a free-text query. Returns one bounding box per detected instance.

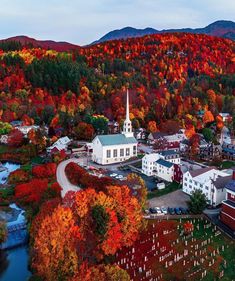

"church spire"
[126,88,130,121]
[123,89,133,137]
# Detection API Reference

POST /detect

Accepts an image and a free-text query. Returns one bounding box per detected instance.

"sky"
[0,0,234,45]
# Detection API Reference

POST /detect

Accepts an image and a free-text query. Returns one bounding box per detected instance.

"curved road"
[56,158,81,197]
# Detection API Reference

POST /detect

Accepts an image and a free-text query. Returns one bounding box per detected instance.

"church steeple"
[123,89,133,137]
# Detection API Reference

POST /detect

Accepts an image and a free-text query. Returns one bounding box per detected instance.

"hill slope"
[93,20,235,43]
[0,35,80,52]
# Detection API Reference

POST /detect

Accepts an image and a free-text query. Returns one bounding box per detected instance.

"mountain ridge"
[93,20,235,44]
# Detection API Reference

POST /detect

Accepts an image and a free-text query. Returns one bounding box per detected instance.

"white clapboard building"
[92,90,137,165]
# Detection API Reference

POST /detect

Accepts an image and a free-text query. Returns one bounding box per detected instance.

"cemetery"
[113,218,235,281]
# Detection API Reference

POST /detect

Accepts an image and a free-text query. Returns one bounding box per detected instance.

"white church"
[92,90,138,165]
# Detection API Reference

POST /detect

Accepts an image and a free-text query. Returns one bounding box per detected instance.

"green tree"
[187,189,208,214]
[202,128,214,142]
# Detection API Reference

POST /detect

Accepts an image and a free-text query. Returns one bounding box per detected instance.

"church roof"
[96,134,137,146]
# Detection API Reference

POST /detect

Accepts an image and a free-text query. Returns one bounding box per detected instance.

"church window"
[113,149,117,157]
[106,150,111,158]
[120,149,124,156]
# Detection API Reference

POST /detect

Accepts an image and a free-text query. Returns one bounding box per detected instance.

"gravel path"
[56,158,81,197]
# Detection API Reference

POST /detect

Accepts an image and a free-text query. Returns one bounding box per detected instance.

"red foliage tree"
[8,128,24,147]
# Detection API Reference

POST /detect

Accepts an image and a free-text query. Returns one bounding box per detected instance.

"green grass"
[220,161,235,169]
[21,163,32,172]
[0,145,8,154]
[178,218,235,281]
[31,156,44,164]
[147,181,182,199]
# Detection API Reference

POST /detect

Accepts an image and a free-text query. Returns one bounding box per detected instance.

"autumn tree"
[28,128,46,152]
[126,173,148,209]
[203,110,214,125]
[74,122,94,141]
[8,128,24,147]
[32,206,80,281]
[147,121,158,133]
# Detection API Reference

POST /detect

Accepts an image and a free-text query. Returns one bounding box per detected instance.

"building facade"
[220,171,235,231]
[182,167,232,206]
[92,90,137,165]
[142,150,180,182]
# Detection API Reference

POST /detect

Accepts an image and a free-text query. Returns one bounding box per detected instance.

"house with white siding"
[182,167,232,206]
[142,150,180,181]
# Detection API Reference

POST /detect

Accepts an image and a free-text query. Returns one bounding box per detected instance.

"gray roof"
[96,134,137,146]
[189,167,215,178]
[159,150,179,156]
[156,159,173,168]
[213,175,232,190]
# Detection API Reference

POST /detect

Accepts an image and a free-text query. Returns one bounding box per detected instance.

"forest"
[0,33,234,134]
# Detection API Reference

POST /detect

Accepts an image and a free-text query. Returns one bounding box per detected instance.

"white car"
[161,206,168,214]
[116,175,124,179]
[110,173,118,177]
[154,207,162,214]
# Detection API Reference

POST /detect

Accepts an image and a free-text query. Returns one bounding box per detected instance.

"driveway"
[148,189,190,208]
[57,158,81,197]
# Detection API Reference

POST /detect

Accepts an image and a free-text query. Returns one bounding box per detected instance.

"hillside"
[0,35,80,52]
[0,32,234,134]
[94,20,235,43]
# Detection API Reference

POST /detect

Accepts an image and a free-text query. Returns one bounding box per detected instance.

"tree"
[0,222,7,244]
[32,206,80,281]
[74,122,94,141]
[147,121,158,133]
[28,129,46,152]
[203,110,214,125]
[8,128,24,147]
[202,128,213,142]
[187,189,208,214]
[126,173,148,209]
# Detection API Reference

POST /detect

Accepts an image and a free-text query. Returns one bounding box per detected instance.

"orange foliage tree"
[32,205,80,281]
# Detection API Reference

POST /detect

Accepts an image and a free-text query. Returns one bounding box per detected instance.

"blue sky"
[0,0,234,45]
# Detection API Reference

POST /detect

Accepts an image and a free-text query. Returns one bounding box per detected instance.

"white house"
[47,136,71,153]
[18,125,40,136]
[142,150,180,181]
[155,159,174,182]
[219,113,232,123]
[182,167,232,206]
[92,90,138,165]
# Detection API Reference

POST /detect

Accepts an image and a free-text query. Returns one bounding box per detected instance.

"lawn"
[147,181,182,199]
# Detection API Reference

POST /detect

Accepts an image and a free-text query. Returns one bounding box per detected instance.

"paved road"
[57,158,81,197]
[148,190,190,208]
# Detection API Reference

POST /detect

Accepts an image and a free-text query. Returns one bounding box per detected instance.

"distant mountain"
[0,35,80,52]
[93,20,235,44]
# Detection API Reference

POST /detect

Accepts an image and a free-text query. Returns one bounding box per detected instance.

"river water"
[0,162,32,281]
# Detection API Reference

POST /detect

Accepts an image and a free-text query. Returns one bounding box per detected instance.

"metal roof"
[96,134,137,146]
[159,150,179,156]
[156,159,174,168]
[225,180,235,193]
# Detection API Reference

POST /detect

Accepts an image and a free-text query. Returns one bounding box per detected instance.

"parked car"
[168,207,175,215]
[179,207,188,214]
[145,209,150,215]
[154,207,162,214]
[149,207,157,214]
[110,173,118,177]
[174,207,182,215]
[161,206,168,214]
[116,175,124,179]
